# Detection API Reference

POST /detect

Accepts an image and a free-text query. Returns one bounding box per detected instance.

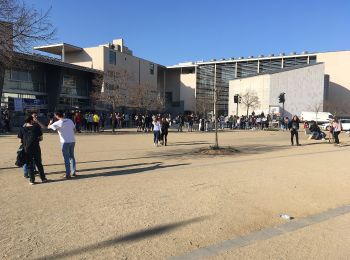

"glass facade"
[195,55,317,115]
[3,69,46,93]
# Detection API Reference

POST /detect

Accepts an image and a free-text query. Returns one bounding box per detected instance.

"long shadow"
[34,216,208,260]
[45,162,161,175]
[47,163,190,183]
[167,141,210,146]
[0,153,186,171]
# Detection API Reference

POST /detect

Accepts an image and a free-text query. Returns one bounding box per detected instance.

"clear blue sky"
[26,0,350,66]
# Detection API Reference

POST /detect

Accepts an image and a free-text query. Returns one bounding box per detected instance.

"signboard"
[14,98,23,112]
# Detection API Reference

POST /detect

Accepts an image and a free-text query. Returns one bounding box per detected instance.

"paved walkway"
[171,204,350,259]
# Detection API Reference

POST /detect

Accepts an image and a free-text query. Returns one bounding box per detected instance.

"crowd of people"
[9,107,348,185]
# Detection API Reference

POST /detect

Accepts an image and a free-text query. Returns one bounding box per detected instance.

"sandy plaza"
[1,129,350,259]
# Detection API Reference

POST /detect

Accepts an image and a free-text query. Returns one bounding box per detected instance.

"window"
[149,63,154,75]
[109,50,116,65]
[10,70,32,82]
[62,75,77,95]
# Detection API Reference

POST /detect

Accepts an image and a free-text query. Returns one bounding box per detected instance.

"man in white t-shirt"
[48,111,77,179]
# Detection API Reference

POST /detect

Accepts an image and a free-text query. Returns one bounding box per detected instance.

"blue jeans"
[61,142,76,177]
[23,161,37,177]
[153,131,160,144]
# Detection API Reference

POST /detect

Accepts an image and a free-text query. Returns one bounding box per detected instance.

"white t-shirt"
[49,118,76,143]
[152,121,161,131]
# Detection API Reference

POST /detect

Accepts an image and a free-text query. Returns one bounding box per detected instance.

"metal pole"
[214,64,218,148]
[236,100,239,117]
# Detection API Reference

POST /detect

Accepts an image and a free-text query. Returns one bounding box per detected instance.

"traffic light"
[278,93,285,103]
[234,94,239,103]
[239,96,242,103]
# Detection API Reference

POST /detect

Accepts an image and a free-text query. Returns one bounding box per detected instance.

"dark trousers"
[291,130,299,145]
[93,122,99,132]
[333,131,340,144]
[161,131,168,145]
[25,146,46,183]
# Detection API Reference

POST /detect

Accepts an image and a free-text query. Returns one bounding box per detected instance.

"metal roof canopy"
[34,43,83,55]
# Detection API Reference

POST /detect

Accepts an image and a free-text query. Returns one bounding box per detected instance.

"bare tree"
[308,101,323,123]
[195,96,213,118]
[129,83,164,113]
[240,90,260,116]
[91,69,132,132]
[0,0,56,98]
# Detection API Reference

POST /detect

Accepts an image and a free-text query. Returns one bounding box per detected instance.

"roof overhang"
[34,43,83,55]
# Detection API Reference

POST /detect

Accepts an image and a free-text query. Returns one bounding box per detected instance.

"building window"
[10,69,32,82]
[109,50,116,65]
[149,63,154,75]
[62,75,77,95]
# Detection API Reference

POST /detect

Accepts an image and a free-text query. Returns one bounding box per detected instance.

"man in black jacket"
[18,115,47,185]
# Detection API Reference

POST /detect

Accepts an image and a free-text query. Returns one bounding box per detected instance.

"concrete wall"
[65,47,104,71]
[229,74,270,116]
[165,69,180,103]
[180,72,196,111]
[269,63,324,117]
[229,64,325,118]
[316,51,350,116]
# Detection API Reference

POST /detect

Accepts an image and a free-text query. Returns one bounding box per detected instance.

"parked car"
[321,119,350,131]
[300,111,334,123]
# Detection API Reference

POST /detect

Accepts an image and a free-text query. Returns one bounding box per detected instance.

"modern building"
[4,22,349,119]
[34,39,167,111]
[168,51,350,117]
[1,52,101,124]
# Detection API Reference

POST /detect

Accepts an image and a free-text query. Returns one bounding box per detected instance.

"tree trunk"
[111,104,116,133]
[246,107,249,117]
[0,63,5,105]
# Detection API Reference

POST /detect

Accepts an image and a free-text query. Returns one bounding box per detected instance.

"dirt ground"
[0,129,350,259]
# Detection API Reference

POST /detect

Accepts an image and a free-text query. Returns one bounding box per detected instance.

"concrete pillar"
[62,45,65,62]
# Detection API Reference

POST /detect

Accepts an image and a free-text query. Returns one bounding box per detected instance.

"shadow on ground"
[34,216,209,260]
[46,162,190,183]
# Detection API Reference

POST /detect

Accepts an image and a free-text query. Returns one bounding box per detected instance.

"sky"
[26,0,350,66]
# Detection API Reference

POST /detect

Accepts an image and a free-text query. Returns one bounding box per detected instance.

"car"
[321,119,350,131]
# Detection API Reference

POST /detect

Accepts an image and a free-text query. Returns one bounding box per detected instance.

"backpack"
[22,127,37,152]
[15,145,26,167]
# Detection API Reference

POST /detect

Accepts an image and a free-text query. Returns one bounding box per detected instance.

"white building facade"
[228,63,325,118]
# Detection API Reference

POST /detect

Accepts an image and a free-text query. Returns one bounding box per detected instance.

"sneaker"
[41,178,48,183]
[72,173,77,177]
[24,175,29,178]
[29,182,35,185]
[62,174,71,179]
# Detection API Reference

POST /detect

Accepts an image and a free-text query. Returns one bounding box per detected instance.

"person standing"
[160,117,170,146]
[93,112,100,132]
[74,111,82,133]
[48,111,77,179]
[332,117,342,146]
[288,115,300,146]
[18,115,47,184]
[152,117,161,146]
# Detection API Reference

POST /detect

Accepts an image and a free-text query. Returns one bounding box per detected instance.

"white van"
[300,111,333,123]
